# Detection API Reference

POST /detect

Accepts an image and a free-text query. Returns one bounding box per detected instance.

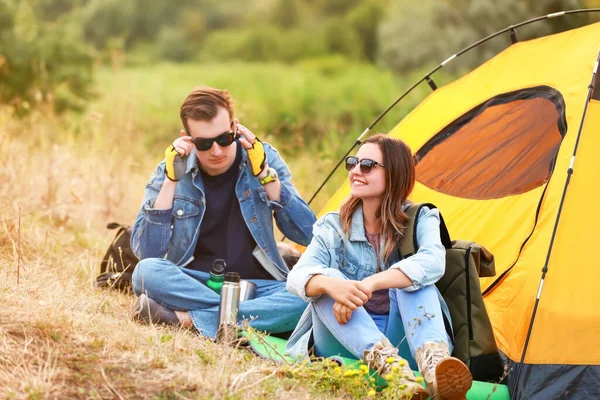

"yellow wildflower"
[367,389,377,397]
[386,357,395,364]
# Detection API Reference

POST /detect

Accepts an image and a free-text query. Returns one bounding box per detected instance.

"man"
[130,87,316,339]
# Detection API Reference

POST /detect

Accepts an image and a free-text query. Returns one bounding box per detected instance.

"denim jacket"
[285,203,447,356]
[131,142,316,280]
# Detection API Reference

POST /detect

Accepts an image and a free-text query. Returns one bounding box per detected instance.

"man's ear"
[232,118,239,132]
[180,129,187,137]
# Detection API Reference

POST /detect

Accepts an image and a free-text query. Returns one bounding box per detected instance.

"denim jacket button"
[177,209,183,216]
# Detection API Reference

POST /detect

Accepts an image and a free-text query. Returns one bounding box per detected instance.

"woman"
[286,135,472,399]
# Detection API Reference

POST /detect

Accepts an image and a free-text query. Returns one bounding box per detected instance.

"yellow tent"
[320,21,600,399]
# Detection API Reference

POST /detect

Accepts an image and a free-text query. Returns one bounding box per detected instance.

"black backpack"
[399,203,504,382]
[96,222,139,292]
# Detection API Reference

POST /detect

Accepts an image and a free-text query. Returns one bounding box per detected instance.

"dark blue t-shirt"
[191,142,273,280]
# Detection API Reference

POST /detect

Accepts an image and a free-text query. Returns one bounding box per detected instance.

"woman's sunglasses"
[191,131,237,151]
[345,156,385,173]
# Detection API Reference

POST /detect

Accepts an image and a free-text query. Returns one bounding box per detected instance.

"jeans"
[310,269,452,370]
[132,258,308,338]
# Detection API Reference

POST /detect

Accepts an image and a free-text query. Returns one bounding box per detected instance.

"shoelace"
[366,346,415,378]
[421,347,446,378]
[366,346,397,372]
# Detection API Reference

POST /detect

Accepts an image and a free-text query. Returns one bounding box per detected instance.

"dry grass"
[0,102,360,399]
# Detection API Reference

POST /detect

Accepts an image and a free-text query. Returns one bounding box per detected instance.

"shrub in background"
[0,0,96,114]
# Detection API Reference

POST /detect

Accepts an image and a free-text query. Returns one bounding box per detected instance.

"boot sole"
[435,357,472,400]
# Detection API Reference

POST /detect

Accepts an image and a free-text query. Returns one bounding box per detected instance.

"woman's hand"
[333,301,354,324]
[325,278,372,310]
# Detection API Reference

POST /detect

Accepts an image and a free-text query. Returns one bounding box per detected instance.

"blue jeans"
[132,258,308,338]
[310,270,452,370]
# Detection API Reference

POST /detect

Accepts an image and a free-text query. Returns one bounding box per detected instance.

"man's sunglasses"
[191,131,238,151]
[345,156,385,173]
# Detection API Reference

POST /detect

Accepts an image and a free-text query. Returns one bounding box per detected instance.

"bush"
[199,26,284,62]
[155,27,193,63]
[0,0,96,114]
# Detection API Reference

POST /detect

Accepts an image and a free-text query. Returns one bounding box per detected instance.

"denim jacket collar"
[349,205,368,242]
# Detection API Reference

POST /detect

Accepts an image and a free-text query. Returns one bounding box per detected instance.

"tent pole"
[300,9,600,211]
[284,10,600,242]
[511,49,600,400]
[510,28,518,44]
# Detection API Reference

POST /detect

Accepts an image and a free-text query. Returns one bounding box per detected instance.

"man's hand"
[324,278,372,310]
[237,124,266,176]
[333,301,354,324]
[165,133,193,181]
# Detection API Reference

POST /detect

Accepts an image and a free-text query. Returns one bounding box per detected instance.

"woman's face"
[349,143,387,202]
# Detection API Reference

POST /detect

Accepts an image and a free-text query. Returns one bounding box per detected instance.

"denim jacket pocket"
[170,196,200,255]
[172,196,200,219]
[335,248,359,279]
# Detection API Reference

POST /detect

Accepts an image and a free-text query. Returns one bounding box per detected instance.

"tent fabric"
[319,22,600,398]
[506,361,600,399]
[414,87,566,199]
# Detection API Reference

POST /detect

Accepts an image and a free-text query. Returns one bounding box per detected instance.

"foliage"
[378,0,598,74]
[0,0,96,114]
[2,0,599,115]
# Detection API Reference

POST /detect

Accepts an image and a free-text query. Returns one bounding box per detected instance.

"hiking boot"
[131,294,180,326]
[364,338,430,400]
[415,341,472,400]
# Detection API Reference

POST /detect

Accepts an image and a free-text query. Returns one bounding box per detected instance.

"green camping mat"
[242,331,509,400]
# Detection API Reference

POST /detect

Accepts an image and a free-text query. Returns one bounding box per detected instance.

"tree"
[378,0,592,74]
[0,0,96,114]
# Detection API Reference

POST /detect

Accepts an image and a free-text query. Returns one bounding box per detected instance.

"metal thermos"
[216,272,241,343]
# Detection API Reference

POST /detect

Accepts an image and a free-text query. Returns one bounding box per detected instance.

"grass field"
[0,61,442,399]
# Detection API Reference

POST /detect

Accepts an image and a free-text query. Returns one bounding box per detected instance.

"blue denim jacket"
[285,204,448,356]
[131,142,316,280]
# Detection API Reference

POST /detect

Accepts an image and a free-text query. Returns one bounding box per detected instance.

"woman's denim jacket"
[286,204,447,356]
[131,142,316,280]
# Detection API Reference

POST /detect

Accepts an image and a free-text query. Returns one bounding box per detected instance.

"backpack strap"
[398,203,422,258]
[398,202,452,259]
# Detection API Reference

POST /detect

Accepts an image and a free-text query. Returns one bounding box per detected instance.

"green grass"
[89,61,441,210]
[0,60,457,398]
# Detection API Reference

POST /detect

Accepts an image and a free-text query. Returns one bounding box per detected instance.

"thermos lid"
[211,259,226,275]
[224,272,240,283]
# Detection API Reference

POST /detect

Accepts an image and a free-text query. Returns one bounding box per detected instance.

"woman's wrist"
[305,274,329,297]
[362,275,379,292]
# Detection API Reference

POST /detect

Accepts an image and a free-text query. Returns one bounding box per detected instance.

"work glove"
[164,144,186,181]
[246,138,267,176]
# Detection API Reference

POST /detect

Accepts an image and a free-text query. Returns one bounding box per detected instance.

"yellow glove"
[247,138,267,176]
[164,145,186,181]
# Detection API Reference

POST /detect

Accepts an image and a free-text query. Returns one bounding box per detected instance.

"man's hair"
[180,87,235,133]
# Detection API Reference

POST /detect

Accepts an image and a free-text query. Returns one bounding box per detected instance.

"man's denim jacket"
[131,142,316,280]
[285,204,448,357]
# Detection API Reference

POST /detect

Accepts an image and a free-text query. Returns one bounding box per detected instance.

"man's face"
[187,107,238,176]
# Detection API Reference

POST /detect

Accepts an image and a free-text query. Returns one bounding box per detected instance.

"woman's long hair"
[339,134,416,264]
